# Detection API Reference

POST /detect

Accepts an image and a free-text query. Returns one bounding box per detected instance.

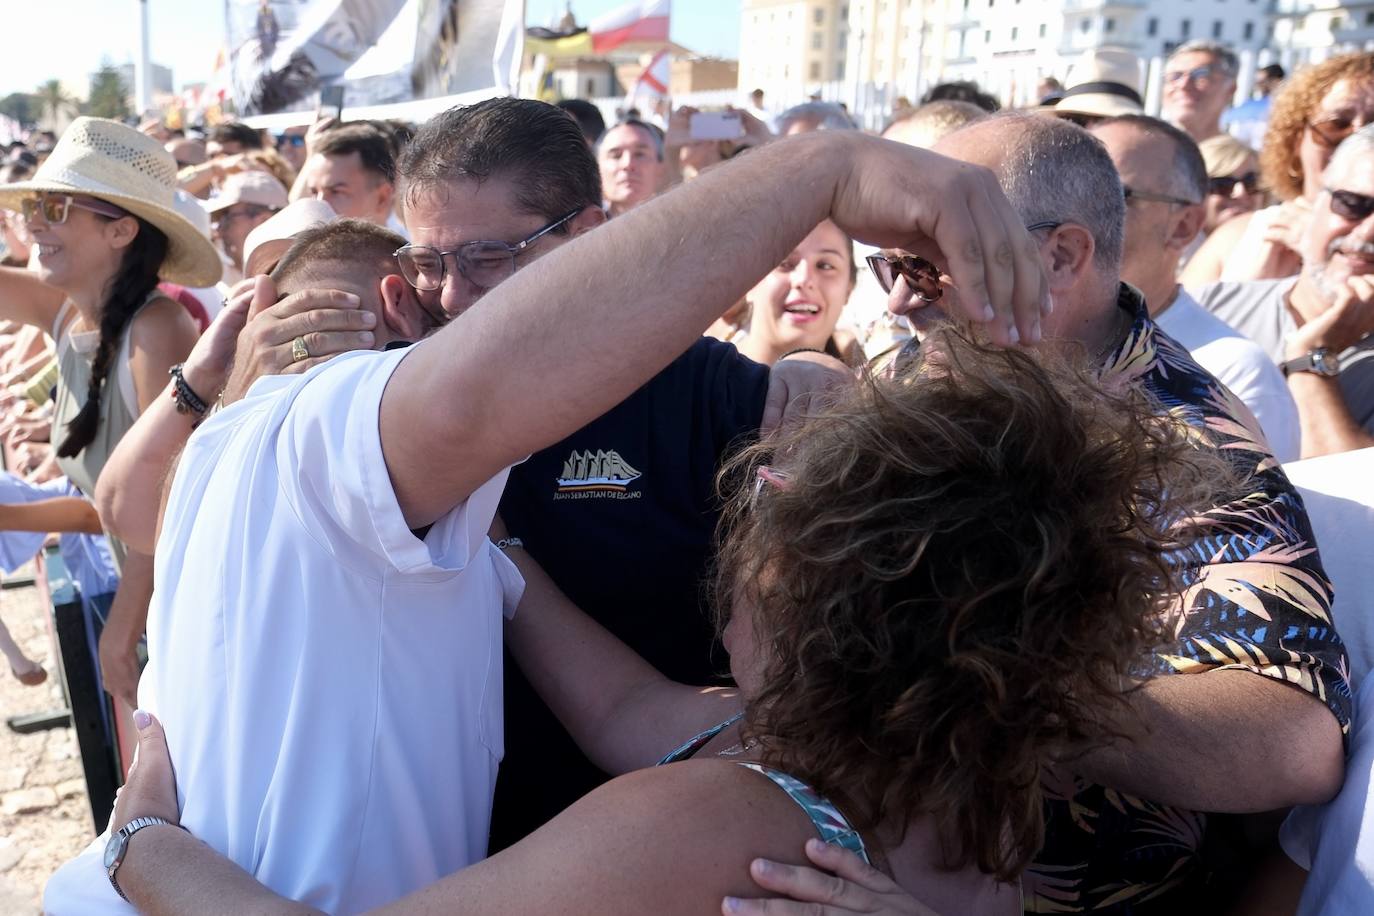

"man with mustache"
[1195,124,1374,457]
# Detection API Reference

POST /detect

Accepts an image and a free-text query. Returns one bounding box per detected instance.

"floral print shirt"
[1023,285,1353,913]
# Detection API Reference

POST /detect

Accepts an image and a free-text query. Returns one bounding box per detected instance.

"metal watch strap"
[108,816,180,902]
[1281,348,1340,378]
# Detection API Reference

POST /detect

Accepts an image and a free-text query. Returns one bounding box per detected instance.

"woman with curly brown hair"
[1183,52,1374,286]
[102,328,1226,915]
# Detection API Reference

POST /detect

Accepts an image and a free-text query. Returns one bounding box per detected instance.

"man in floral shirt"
[859,112,1350,914]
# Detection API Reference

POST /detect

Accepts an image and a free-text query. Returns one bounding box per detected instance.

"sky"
[0,0,742,99]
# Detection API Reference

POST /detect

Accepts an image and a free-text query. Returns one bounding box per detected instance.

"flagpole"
[136,0,152,116]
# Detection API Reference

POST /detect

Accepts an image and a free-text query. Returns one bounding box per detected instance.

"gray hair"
[1325,123,1374,184]
[1168,41,1239,78]
[777,102,858,134]
[973,113,1125,272]
[1092,114,1208,203]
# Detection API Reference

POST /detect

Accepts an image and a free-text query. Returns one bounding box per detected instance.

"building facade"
[741,0,1295,112]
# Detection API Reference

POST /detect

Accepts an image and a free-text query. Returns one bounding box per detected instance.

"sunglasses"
[20,193,128,226]
[278,135,306,148]
[865,220,1062,299]
[1307,117,1366,150]
[1327,188,1374,222]
[1207,172,1260,197]
[1164,65,1225,88]
[1123,186,1199,207]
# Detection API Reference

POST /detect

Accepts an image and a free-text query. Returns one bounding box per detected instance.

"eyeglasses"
[20,193,128,226]
[278,135,305,148]
[866,220,1061,299]
[1307,116,1367,150]
[1123,187,1200,207]
[1207,172,1261,197]
[1327,188,1374,222]
[1164,65,1226,88]
[394,208,582,292]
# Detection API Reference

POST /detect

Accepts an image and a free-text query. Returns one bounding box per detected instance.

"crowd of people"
[0,34,1361,916]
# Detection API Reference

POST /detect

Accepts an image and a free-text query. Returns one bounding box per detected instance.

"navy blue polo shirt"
[489,336,769,849]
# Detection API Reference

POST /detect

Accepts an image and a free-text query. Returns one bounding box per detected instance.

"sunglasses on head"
[1327,188,1374,222]
[1208,172,1260,197]
[20,193,128,226]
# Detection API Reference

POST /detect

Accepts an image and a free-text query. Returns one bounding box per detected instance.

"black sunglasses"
[1208,172,1260,197]
[1328,188,1374,222]
[866,220,1061,298]
[1308,117,1362,150]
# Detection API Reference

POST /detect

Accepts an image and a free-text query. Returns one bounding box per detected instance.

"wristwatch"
[105,816,181,901]
[1280,347,1342,378]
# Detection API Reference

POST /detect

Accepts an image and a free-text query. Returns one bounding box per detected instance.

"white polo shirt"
[45,347,522,914]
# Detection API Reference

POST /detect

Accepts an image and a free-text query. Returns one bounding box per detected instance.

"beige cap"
[205,170,289,214]
[241,198,336,277]
[1052,48,1146,119]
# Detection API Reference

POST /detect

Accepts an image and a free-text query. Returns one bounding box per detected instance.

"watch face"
[1314,351,1342,376]
[104,830,127,870]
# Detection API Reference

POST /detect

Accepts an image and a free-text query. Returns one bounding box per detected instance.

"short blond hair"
[1198,134,1255,179]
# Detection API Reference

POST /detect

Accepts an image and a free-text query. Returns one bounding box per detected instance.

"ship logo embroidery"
[556,449,642,493]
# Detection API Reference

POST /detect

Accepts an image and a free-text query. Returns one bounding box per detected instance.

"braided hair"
[56,216,169,459]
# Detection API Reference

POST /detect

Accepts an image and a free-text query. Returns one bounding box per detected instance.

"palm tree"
[34,79,78,126]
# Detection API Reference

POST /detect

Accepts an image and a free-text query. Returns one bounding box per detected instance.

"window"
[814,7,825,24]
[1080,17,1090,33]
[1147,16,1158,36]
[1105,17,1115,32]
[985,28,992,41]
[810,61,822,79]
[812,31,824,49]
[1332,14,1344,30]
[1181,18,1191,38]
[1366,11,1374,26]
[1244,20,1255,38]
[1212,19,1223,38]
[1039,22,1046,37]
[836,60,846,80]
[1011,26,1019,40]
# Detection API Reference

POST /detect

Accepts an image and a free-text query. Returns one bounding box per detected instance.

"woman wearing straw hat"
[0,116,221,708]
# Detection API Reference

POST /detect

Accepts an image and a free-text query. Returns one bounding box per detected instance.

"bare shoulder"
[128,295,199,354]
[389,761,826,916]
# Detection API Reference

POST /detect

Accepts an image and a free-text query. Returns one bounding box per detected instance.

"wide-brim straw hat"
[1051,47,1145,119]
[0,117,222,287]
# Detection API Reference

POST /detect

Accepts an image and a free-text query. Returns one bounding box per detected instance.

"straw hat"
[0,117,223,286]
[241,198,336,278]
[1052,48,1145,119]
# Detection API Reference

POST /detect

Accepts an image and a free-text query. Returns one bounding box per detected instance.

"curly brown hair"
[1262,52,1374,201]
[714,329,1227,881]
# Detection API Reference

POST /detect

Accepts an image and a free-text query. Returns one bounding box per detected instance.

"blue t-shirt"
[490,336,769,847]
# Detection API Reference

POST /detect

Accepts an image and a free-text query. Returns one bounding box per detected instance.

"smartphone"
[319,84,345,121]
[690,111,744,142]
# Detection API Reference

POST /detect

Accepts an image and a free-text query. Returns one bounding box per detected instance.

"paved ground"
[0,564,96,914]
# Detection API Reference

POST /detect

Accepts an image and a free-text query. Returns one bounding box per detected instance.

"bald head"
[882,100,988,150]
[934,112,1126,272]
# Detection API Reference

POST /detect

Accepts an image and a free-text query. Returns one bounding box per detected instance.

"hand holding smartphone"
[690,111,745,142]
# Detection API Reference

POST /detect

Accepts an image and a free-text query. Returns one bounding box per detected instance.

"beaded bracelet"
[168,364,210,422]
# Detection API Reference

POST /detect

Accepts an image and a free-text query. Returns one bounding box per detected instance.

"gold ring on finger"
[291,336,310,363]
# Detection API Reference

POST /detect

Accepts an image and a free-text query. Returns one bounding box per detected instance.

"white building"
[1272,0,1374,65]
[740,0,1295,116]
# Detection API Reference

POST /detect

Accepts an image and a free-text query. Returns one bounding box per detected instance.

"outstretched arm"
[0,496,102,534]
[502,538,739,775]
[381,131,1048,528]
